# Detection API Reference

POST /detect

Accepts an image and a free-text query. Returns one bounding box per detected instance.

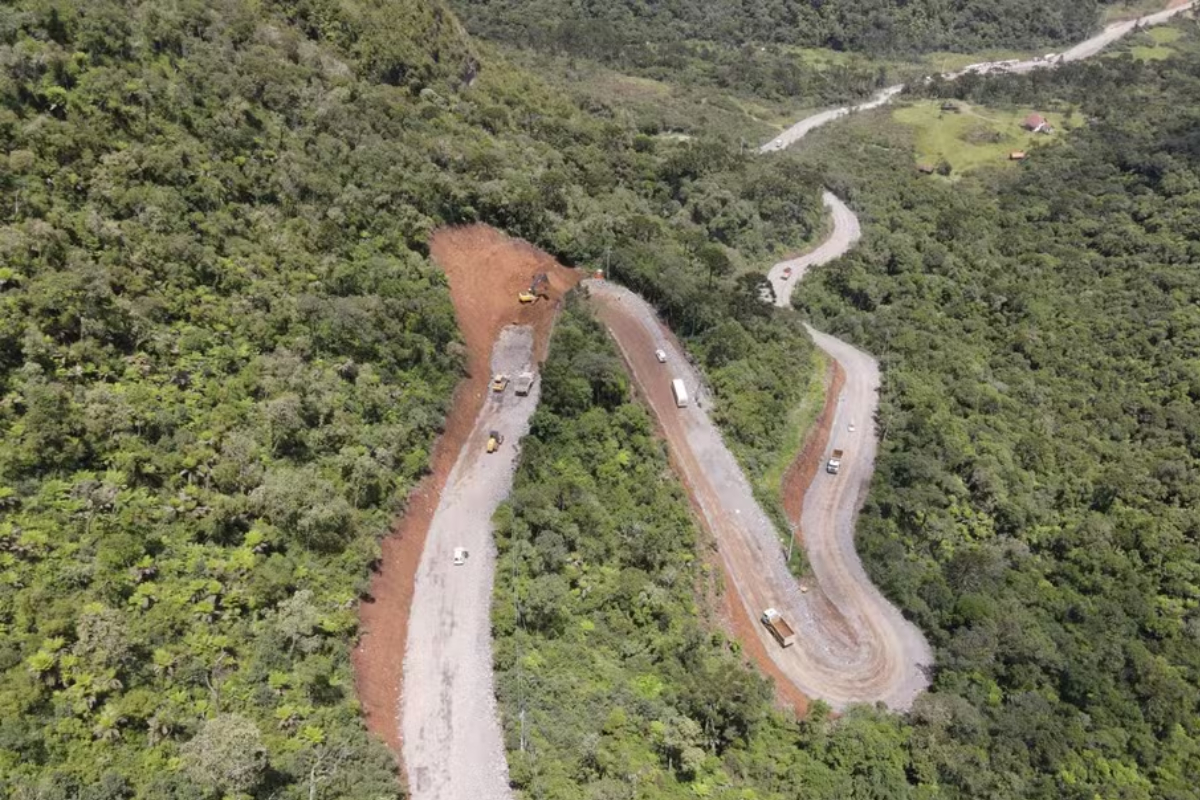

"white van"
[671,378,689,408]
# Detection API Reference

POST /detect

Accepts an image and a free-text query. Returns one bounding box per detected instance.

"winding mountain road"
[595,1,1196,711]
[392,6,1197,796]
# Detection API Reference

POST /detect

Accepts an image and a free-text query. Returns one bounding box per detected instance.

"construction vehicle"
[518,272,550,303]
[486,430,504,453]
[826,449,844,475]
[491,374,509,393]
[453,547,469,566]
[761,608,796,648]
[671,378,689,408]
[514,372,535,396]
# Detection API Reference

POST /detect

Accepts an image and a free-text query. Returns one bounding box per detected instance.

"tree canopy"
[0,0,824,796]
[453,0,1124,59]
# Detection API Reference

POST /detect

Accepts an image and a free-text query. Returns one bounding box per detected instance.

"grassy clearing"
[1122,25,1184,59]
[1130,43,1177,59]
[892,100,1078,174]
[1148,26,1184,44]
[1103,0,1179,22]
[480,42,787,142]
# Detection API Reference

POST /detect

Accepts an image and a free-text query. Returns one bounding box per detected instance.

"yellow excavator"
[486,430,504,453]
[518,272,550,304]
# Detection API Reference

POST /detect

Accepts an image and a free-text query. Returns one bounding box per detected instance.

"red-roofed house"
[1022,113,1053,134]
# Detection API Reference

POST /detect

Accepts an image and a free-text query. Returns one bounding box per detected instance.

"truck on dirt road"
[486,431,504,453]
[514,372,534,396]
[761,608,796,648]
[671,378,689,408]
[491,374,509,393]
[826,449,844,475]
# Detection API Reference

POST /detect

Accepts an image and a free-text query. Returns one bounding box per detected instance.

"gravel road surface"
[589,281,931,708]
[768,192,861,299]
[401,326,538,800]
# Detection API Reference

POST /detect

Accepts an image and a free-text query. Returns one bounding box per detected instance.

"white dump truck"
[826,449,844,475]
[671,378,689,408]
[761,608,796,648]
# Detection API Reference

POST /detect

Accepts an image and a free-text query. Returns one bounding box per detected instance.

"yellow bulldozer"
[518,272,550,304]
[486,430,504,453]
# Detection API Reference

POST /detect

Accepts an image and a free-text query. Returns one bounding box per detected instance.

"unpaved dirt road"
[400,326,538,800]
[589,281,931,709]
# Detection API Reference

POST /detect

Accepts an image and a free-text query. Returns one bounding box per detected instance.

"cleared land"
[893,101,1077,173]
[352,225,577,769]
[1126,25,1184,59]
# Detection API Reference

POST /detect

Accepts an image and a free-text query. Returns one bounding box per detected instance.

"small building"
[1009,151,1028,161]
[1022,113,1053,134]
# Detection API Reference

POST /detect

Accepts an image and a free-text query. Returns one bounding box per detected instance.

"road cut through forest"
[352,2,1197,792]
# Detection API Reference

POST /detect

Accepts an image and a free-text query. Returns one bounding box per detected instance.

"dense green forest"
[786,28,1200,800]
[452,0,1124,64]
[0,0,823,796]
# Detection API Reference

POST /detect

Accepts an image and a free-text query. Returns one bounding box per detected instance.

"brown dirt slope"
[780,360,845,544]
[353,225,578,758]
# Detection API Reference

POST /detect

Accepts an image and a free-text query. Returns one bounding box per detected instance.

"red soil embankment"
[353,225,578,758]
[781,360,846,544]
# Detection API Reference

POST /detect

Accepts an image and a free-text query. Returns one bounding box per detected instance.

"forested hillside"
[0,1,824,796]
[454,0,1121,59]
[788,31,1200,799]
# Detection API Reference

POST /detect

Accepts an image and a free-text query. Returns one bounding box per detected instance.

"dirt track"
[589,281,931,709]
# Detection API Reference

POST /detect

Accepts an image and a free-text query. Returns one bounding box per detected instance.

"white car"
[453,547,469,566]
[654,348,667,363]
